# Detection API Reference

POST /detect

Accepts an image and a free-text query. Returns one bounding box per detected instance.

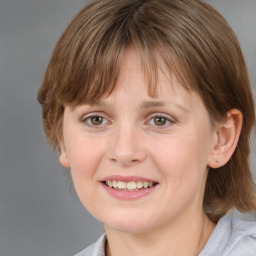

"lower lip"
[101,182,158,200]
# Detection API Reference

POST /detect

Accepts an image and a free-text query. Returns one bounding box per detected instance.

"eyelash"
[147,114,175,128]
[81,113,175,129]
[81,114,109,127]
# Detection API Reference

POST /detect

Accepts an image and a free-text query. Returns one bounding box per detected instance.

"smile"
[101,175,159,200]
[104,180,156,191]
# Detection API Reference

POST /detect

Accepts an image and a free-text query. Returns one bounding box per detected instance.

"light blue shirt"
[74,215,256,256]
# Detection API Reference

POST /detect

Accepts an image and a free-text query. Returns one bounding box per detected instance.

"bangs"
[55,1,195,107]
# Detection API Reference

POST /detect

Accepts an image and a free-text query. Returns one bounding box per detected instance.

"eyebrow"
[88,101,107,107]
[78,100,189,112]
[140,101,189,112]
[88,101,165,109]
[140,101,165,108]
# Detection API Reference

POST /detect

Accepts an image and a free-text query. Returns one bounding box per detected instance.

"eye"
[148,115,174,127]
[82,115,108,127]
[153,116,168,126]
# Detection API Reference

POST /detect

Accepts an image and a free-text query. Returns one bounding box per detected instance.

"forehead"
[78,45,192,106]
[107,46,190,98]
[87,47,203,115]
[67,40,198,112]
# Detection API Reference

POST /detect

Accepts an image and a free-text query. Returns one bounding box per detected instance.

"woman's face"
[60,47,217,234]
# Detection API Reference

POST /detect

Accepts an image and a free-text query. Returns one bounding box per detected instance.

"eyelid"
[146,113,176,127]
[148,112,176,122]
[80,112,111,127]
[81,111,107,120]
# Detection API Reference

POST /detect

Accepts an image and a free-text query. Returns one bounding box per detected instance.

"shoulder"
[73,234,106,256]
[200,215,256,256]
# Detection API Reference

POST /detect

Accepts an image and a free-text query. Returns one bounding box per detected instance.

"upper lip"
[101,175,158,183]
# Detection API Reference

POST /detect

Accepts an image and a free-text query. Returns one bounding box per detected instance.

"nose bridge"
[107,122,146,165]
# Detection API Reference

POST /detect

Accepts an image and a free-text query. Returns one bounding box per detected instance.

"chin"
[102,211,156,234]
[105,222,152,234]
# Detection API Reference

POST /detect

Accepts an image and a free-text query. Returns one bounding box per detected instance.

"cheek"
[151,136,210,215]
[66,137,107,213]
[66,134,100,166]
[152,134,210,185]
[65,136,106,188]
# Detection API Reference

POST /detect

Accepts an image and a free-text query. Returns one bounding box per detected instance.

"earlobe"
[59,143,70,168]
[208,109,242,168]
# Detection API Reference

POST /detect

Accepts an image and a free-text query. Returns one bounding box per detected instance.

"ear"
[59,141,70,168]
[208,109,242,168]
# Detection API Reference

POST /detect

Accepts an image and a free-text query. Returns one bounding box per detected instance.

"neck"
[104,211,215,256]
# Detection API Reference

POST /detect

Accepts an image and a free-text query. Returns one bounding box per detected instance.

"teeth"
[106,181,112,187]
[117,181,126,189]
[143,181,148,188]
[112,180,118,188]
[105,180,155,190]
[137,181,143,189]
[127,181,136,191]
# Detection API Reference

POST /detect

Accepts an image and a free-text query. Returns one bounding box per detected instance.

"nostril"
[108,152,145,165]
[107,135,147,165]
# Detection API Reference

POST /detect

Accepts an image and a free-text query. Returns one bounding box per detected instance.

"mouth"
[103,180,158,191]
[101,175,159,200]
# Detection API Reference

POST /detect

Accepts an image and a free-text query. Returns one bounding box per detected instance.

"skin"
[59,46,242,256]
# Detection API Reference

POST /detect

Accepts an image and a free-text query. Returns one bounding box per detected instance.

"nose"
[107,125,146,166]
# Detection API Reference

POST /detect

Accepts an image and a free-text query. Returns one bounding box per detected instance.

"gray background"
[0,0,255,255]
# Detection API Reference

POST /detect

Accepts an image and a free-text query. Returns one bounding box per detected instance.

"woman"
[37,0,256,255]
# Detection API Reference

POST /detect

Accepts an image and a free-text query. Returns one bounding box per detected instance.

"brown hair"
[37,0,256,217]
